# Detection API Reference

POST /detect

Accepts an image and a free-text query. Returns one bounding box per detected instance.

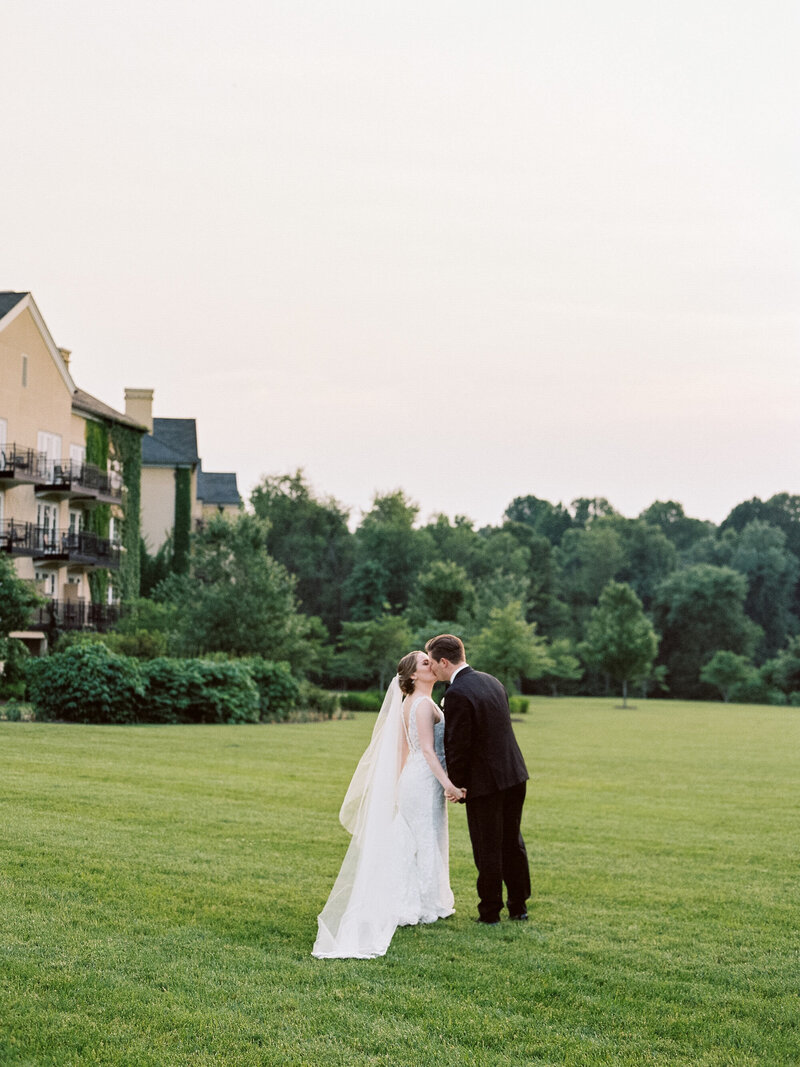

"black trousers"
[465,781,530,921]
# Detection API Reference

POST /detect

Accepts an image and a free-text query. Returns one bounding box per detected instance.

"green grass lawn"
[1,699,798,1066]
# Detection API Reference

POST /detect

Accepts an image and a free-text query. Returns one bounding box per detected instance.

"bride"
[312,650,465,959]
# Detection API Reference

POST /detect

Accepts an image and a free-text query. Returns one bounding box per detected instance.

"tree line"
[130,475,800,704]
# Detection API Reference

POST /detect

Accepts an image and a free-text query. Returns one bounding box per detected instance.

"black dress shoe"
[475,917,500,925]
[509,912,528,921]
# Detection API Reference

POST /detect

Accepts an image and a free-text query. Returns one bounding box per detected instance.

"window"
[69,510,82,536]
[37,431,62,482]
[37,502,57,538]
[70,444,86,470]
[22,354,28,387]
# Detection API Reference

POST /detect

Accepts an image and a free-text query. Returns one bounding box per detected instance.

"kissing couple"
[312,634,531,959]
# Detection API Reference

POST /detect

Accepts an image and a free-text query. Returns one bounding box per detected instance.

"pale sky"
[3,1,798,528]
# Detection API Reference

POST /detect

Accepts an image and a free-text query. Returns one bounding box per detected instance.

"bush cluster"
[25,645,302,725]
[338,690,384,712]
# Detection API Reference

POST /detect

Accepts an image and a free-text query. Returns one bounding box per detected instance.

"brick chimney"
[125,388,154,433]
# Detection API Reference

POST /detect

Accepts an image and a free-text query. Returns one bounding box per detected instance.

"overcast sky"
[3,1,798,528]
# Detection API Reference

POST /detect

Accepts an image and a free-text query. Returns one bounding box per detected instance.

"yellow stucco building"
[0,292,146,651]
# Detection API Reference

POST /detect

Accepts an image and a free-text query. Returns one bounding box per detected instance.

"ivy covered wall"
[109,423,143,601]
[84,421,111,604]
[172,467,192,575]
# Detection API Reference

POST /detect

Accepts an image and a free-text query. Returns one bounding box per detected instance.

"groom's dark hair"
[426,634,465,664]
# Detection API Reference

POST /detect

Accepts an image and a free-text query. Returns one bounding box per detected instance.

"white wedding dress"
[313,683,455,959]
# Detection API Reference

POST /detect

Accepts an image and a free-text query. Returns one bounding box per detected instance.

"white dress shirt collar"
[449,663,469,684]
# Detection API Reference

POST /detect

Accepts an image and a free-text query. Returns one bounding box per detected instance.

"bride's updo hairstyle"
[397,651,421,696]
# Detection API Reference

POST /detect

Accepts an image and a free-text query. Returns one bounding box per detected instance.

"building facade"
[127,389,242,553]
[0,292,146,651]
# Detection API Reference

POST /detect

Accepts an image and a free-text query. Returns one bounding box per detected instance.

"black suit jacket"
[443,667,529,799]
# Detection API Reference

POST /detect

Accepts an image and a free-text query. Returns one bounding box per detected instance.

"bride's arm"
[416,700,464,799]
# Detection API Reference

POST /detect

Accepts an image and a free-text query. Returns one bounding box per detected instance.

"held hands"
[445,786,467,803]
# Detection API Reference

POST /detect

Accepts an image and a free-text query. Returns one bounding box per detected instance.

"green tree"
[571,497,618,528]
[346,491,431,619]
[540,637,583,697]
[700,651,756,703]
[638,500,714,554]
[0,553,42,637]
[686,521,798,659]
[581,581,659,708]
[471,601,553,692]
[250,470,353,634]
[653,564,762,699]
[606,517,677,609]
[723,521,797,659]
[556,524,625,636]
[501,522,570,636]
[335,614,413,690]
[406,560,476,628]
[421,514,485,576]
[158,514,316,668]
[503,495,573,544]
[759,636,800,697]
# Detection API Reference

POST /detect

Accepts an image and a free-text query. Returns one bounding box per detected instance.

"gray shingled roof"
[0,291,27,321]
[197,467,242,506]
[72,388,148,432]
[142,418,199,467]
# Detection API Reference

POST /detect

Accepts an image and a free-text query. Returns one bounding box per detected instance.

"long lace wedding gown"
[312,685,454,959]
[393,695,455,926]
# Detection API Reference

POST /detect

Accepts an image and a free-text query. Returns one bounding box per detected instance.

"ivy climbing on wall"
[109,423,143,601]
[172,466,192,575]
[84,421,111,605]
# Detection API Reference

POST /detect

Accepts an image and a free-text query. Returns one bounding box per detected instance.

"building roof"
[72,388,148,433]
[197,467,242,507]
[0,292,27,321]
[142,418,199,467]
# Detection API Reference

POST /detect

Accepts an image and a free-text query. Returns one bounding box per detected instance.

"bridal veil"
[312,677,405,958]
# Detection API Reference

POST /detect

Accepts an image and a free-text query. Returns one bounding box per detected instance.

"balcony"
[0,444,45,487]
[0,519,35,556]
[31,598,121,633]
[32,527,121,570]
[35,460,123,505]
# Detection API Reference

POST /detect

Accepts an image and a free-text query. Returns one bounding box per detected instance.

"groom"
[426,634,531,924]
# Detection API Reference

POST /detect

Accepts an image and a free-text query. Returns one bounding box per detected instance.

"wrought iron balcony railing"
[0,444,45,485]
[35,459,123,503]
[31,598,121,632]
[32,527,121,569]
[0,519,35,555]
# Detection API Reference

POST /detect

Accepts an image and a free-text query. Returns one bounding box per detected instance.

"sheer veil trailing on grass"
[312,677,407,959]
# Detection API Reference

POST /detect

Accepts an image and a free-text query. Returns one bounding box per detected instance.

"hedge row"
[25,644,303,724]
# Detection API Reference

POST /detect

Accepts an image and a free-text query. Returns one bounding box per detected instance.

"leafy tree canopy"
[580,581,659,706]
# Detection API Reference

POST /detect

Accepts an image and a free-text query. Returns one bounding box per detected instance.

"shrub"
[2,699,23,721]
[1,638,30,697]
[26,644,144,724]
[299,682,339,719]
[729,675,771,705]
[789,692,800,707]
[54,629,167,660]
[508,695,529,715]
[338,690,384,712]
[140,658,260,724]
[240,658,300,722]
